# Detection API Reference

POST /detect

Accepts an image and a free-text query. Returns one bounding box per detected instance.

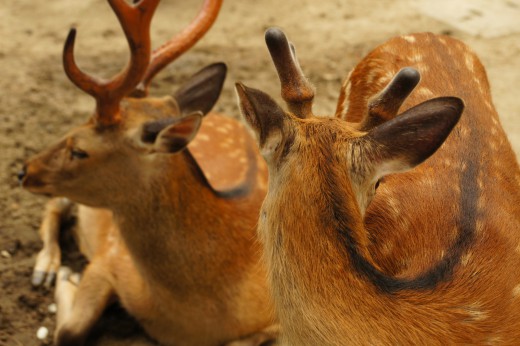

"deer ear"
[235,82,286,156]
[365,97,464,178]
[173,63,227,116]
[154,112,203,153]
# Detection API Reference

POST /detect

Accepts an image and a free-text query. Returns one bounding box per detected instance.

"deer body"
[20,1,277,345]
[48,113,272,346]
[27,96,276,346]
[237,29,520,344]
[62,130,270,345]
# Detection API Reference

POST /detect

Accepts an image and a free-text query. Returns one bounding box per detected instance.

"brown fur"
[23,92,277,345]
[21,0,279,344]
[239,32,520,344]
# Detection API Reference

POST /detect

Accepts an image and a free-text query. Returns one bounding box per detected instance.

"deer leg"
[54,262,114,346]
[33,197,73,287]
[225,324,280,346]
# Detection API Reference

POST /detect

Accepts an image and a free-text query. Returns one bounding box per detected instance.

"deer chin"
[22,178,56,197]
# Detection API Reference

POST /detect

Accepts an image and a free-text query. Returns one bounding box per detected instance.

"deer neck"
[111,149,235,290]
[262,166,394,342]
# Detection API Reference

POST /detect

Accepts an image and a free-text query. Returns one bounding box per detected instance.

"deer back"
[338,33,520,279]
[236,29,520,344]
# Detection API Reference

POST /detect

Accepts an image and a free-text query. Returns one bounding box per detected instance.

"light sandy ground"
[1,0,519,345]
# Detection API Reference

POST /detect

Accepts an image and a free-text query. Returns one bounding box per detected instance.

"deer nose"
[17,165,27,183]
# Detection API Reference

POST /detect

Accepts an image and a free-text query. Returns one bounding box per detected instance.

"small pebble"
[1,250,11,259]
[48,303,57,314]
[36,326,49,340]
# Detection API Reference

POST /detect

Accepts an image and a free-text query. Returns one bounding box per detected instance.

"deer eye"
[70,148,89,160]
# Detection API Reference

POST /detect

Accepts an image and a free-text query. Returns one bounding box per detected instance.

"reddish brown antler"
[132,0,223,97]
[265,27,315,118]
[63,0,160,126]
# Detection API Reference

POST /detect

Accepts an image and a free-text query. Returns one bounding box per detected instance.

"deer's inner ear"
[365,96,463,179]
[153,113,203,154]
[235,83,288,158]
[141,118,177,144]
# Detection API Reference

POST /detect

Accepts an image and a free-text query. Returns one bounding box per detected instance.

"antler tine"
[132,0,223,97]
[63,29,105,98]
[265,27,315,119]
[364,67,421,128]
[63,0,160,126]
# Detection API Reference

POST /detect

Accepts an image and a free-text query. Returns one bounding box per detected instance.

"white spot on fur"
[416,88,434,97]
[449,182,461,195]
[472,76,483,90]
[257,174,267,190]
[512,284,520,298]
[220,138,235,149]
[337,70,354,119]
[228,150,242,159]
[197,134,210,142]
[477,177,484,189]
[223,123,234,130]
[486,336,502,345]
[465,54,475,71]
[465,302,488,321]
[476,220,485,234]
[384,196,403,219]
[443,158,452,167]
[383,70,394,82]
[365,69,380,86]
[380,45,396,54]
[411,53,423,63]
[381,242,394,255]
[403,35,416,43]
[458,126,469,139]
[461,252,472,266]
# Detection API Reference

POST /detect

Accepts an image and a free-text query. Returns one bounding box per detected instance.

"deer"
[234,27,520,344]
[18,1,279,345]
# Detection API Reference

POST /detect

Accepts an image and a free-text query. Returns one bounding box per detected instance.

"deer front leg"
[54,261,114,346]
[33,197,73,287]
[225,324,280,346]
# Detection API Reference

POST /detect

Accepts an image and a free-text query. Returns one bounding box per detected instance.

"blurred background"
[1,0,519,344]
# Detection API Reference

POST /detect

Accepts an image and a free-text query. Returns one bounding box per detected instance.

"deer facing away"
[235,27,520,344]
[19,1,278,345]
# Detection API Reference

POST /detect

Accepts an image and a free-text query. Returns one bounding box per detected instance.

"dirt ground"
[1,0,519,345]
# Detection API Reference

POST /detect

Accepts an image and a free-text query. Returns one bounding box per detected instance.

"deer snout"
[18,162,44,190]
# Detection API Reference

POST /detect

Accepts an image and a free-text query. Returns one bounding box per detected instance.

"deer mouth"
[20,174,55,197]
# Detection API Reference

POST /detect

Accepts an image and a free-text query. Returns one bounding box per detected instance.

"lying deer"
[19,1,278,345]
[235,27,520,344]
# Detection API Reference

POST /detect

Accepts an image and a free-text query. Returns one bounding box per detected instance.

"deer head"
[236,28,464,217]
[19,0,225,208]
